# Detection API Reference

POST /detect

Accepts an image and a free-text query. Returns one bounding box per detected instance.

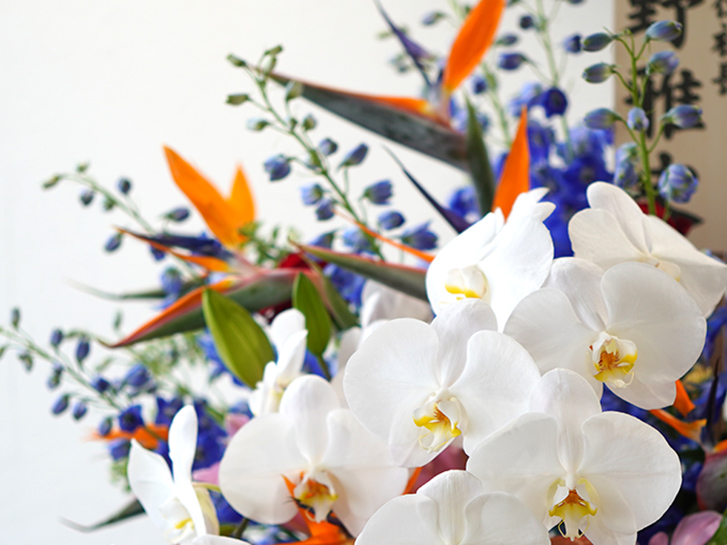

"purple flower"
[363,180,393,205]
[658,164,698,203]
[165,207,190,222]
[339,144,369,168]
[264,154,291,181]
[118,404,144,432]
[315,198,334,221]
[104,233,122,252]
[563,34,581,53]
[498,52,527,71]
[377,210,405,230]
[52,394,70,415]
[537,87,568,118]
[400,222,438,250]
[75,337,90,363]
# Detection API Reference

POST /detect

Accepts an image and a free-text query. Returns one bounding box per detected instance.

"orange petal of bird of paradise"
[492,108,530,219]
[439,0,506,117]
[164,146,255,248]
[91,423,169,450]
[674,379,696,417]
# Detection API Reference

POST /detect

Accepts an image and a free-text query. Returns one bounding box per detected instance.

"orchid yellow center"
[413,394,465,452]
[590,333,637,388]
[159,495,195,544]
[293,475,339,523]
[549,486,598,540]
[445,265,489,301]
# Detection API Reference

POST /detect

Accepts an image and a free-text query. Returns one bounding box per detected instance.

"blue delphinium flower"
[164,207,190,222]
[50,329,64,347]
[80,189,94,206]
[627,107,649,132]
[300,183,324,205]
[324,264,365,307]
[264,155,291,181]
[109,439,131,461]
[519,14,534,29]
[117,178,132,194]
[448,186,479,223]
[647,51,679,75]
[91,375,111,393]
[471,74,488,94]
[75,337,90,363]
[155,396,185,426]
[658,164,698,203]
[378,210,405,230]
[400,222,437,250]
[47,365,62,389]
[363,180,393,204]
[563,34,582,53]
[527,120,556,163]
[104,233,122,253]
[508,82,544,116]
[663,105,703,129]
[582,63,614,83]
[339,144,368,168]
[318,138,338,156]
[614,143,640,191]
[124,364,152,389]
[160,267,183,300]
[498,52,527,71]
[582,32,613,52]
[52,394,70,415]
[584,108,619,129]
[98,416,113,437]
[72,401,88,420]
[118,405,144,432]
[315,198,334,221]
[537,87,568,118]
[646,20,683,42]
[309,231,335,248]
[193,399,227,470]
[342,227,372,253]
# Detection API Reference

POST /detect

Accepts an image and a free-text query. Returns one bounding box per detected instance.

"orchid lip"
[590,332,637,388]
[548,481,598,541]
[444,265,489,301]
[412,391,466,452]
[293,472,339,523]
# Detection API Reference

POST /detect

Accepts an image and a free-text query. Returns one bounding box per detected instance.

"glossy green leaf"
[270,73,469,170]
[303,257,359,330]
[61,499,144,532]
[293,273,332,356]
[465,99,495,218]
[201,289,274,388]
[298,244,427,301]
[706,508,727,545]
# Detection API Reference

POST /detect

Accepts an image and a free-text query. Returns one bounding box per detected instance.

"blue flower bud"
[319,138,338,156]
[52,394,70,415]
[10,308,20,328]
[339,144,369,168]
[117,178,132,195]
[118,404,144,432]
[46,367,62,390]
[75,337,90,363]
[300,184,324,205]
[80,189,94,206]
[150,246,166,261]
[363,180,393,205]
[109,438,131,461]
[400,222,438,251]
[563,34,582,54]
[647,51,679,76]
[264,154,292,181]
[614,143,640,191]
[50,328,64,347]
[582,63,614,83]
[646,20,683,42]
[342,228,373,253]
[421,11,444,25]
[124,364,152,388]
[627,108,649,132]
[98,416,113,437]
[72,401,88,421]
[496,33,518,46]
[378,210,405,230]
[584,108,619,129]
[538,87,568,118]
[104,232,123,253]
[498,52,528,71]
[309,231,335,248]
[519,14,535,29]
[165,207,190,222]
[91,375,111,393]
[582,32,613,52]
[658,164,698,203]
[662,104,703,128]
[315,198,334,221]
[247,118,269,131]
[471,75,488,94]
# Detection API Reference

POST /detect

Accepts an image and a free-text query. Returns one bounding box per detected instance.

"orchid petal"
[269,308,306,349]
[280,376,341,465]
[579,412,682,530]
[128,439,176,531]
[544,258,607,332]
[193,537,252,545]
[275,329,309,385]
[431,299,497,386]
[529,369,602,476]
[467,413,564,520]
[645,215,727,317]
[218,414,306,525]
[451,330,540,453]
[585,182,650,253]
[420,470,484,544]
[360,281,432,327]
[569,208,647,268]
[462,491,549,545]
[504,288,600,392]
[507,187,555,224]
[354,494,441,545]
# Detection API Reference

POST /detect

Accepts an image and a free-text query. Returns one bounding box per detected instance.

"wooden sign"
[615,0,727,250]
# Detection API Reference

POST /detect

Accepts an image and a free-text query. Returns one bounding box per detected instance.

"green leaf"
[706,508,727,545]
[304,258,358,330]
[61,499,144,532]
[293,273,332,356]
[201,289,273,388]
[465,98,496,218]
[269,73,469,170]
[298,244,427,301]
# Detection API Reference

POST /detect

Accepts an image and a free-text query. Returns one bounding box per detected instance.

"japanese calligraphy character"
[713,61,727,94]
[713,23,727,56]
[627,0,704,48]
[715,0,727,17]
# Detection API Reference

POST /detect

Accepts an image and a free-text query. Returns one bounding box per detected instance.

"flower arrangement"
[4,1,727,545]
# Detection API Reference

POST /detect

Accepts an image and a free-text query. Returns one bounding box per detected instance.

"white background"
[0,1,612,543]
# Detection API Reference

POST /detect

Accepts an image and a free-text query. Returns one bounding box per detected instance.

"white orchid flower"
[343,299,541,467]
[248,308,308,416]
[570,181,727,317]
[218,375,408,537]
[426,187,555,328]
[128,405,220,545]
[504,258,706,409]
[355,470,549,545]
[468,369,682,545]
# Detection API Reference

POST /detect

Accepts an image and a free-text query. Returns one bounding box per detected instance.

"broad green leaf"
[270,73,469,170]
[110,270,297,347]
[293,273,332,357]
[706,508,727,545]
[298,244,427,301]
[465,99,495,217]
[202,289,273,388]
[304,258,359,330]
[61,499,144,532]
